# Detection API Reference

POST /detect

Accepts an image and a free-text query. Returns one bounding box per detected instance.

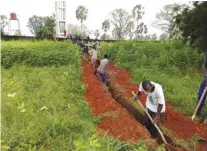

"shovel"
[132,91,168,144]
[191,86,207,121]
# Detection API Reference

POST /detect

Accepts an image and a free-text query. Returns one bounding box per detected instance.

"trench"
[105,81,185,149]
[82,52,207,151]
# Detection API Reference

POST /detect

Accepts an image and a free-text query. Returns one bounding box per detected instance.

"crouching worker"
[93,54,109,85]
[135,80,166,138]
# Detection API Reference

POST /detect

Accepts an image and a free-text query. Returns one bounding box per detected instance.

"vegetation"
[152,3,188,39]
[27,15,56,39]
[76,5,88,39]
[1,41,80,68]
[174,1,207,50]
[0,15,8,35]
[1,41,167,151]
[101,41,207,115]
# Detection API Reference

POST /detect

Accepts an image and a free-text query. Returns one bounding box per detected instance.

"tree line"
[0,2,207,50]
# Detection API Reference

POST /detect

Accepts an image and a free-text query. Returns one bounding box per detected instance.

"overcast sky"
[0,0,188,37]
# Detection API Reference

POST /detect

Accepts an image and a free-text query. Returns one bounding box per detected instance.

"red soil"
[81,60,153,144]
[108,63,207,140]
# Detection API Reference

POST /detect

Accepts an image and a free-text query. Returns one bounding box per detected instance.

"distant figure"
[89,46,98,67]
[83,41,89,59]
[87,35,90,40]
[93,39,100,50]
[64,29,67,36]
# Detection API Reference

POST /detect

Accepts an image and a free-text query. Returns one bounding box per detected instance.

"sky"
[0,0,188,38]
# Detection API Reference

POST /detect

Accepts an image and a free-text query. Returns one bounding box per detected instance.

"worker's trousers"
[93,69,106,84]
[197,79,207,114]
[141,109,157,138]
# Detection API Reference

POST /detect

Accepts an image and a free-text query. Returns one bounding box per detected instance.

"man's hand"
[153,115,160,124]
[135,95,138,100]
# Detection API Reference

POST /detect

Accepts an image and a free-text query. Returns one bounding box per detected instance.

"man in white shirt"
[136,80,166,138]
[93,54,109,85]
[93,39,99,50]
[89,46,98,67]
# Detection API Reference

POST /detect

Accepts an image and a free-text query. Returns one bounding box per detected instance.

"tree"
[76,6,88,39]
[125,21,135,40]
[102,20,110,39]
[94,30,100,39]
[134,22,147,39]
[152,3,188,38]
[43,16,56,39]
[68,24,89,38]
[132,5,144,26]
[110,9,131,40]
[27,15,55,39]
[174,2,207,50]
[102,20,110,33]
[159,33,169,40]
[151,33,158,40]
[100,33,112,40]
[0,15,8,35]
[132,5,148,38]
[15,30,21,36]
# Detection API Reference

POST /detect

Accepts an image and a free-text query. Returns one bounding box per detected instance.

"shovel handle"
[132,91,168,144]
[191,86,207,120]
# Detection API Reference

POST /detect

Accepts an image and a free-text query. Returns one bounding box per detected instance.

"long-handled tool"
[131,91,168,144]
[191,86,207,121]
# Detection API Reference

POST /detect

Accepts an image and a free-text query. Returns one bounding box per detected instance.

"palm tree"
[76,6,88,39]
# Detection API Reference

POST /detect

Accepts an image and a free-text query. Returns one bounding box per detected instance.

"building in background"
[55,1,67,38]
[8,13,21,35]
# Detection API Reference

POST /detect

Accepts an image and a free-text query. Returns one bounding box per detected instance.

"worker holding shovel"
[192,54,207,120]
[135,80,166,138]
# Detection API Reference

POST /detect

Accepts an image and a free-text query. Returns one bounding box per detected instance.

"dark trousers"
[93,69,106,84]
[141,109,158,138]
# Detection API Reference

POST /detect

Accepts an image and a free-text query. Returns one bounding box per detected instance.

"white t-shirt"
[97,58,109,74]
[91,49,97,59]
[139,81,166,113]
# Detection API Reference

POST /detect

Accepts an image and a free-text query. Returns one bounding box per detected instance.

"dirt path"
[81,60,155,147]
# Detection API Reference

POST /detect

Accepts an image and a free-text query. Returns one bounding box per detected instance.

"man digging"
[93,54,109,86]
[195,52,207,121]
[136,80,166,138]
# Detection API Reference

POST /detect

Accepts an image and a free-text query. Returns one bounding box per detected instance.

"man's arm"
[153,87,165,123]
[136,83,143,99]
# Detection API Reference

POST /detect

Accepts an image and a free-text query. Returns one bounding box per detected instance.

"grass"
[1,41,167,151]
[1,65,96,150]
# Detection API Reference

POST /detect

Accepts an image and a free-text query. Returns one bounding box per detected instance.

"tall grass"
[101,41,207,115]
[1,41,81,68]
